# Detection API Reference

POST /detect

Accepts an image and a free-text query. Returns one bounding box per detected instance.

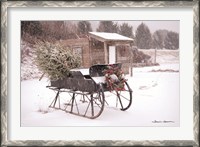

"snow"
[70,68,89,75]
[91,76,106,84]
[21,41,43,80]
[133,63,179,73]
[21,64,179,127]
[89,32,133,41]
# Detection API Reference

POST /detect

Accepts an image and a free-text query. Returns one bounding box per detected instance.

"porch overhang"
[88,32,134,66]
[88,32,134,44]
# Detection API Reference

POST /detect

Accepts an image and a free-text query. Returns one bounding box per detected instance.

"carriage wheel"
[84,85,105,119]
[112,81,132,111]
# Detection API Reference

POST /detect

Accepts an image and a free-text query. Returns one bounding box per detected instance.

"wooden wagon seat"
[70,67,106,84]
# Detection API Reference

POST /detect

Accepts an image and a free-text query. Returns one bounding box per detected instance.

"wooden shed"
[58,38,91,68]
[59,32,134,74]
[88,32,134,74]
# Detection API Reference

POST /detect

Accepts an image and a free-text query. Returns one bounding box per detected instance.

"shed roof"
[89,32,134,42]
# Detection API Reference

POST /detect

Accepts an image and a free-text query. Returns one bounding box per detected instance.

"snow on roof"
[89,32,133,41]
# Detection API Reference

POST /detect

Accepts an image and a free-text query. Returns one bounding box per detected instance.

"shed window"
[73,46,83,61]
[118,46,126,57]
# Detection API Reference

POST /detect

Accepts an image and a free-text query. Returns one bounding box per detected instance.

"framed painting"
[1,0,199,146]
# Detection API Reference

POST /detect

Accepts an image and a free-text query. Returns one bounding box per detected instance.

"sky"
[90,20,180,34]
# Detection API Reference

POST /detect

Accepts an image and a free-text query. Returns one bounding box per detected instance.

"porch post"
[88,36,92,67]
[104,41,108,64]
[130,44,134,77]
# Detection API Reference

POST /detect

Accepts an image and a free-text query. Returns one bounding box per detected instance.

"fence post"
[129,45,134,77]
[154,47,157,64]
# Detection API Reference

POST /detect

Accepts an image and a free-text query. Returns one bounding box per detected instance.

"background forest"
[21,21,179,50]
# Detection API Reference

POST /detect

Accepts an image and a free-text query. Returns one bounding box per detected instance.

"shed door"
[109,46,116,64]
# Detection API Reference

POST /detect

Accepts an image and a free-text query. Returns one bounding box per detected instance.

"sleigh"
[47,63,132,119]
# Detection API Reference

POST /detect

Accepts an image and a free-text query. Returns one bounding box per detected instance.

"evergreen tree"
[135,23,152,49]
[119,22,134,38]
[77,21,92,35]
[96,21,119,33]
[34,41,81,80]
[152,30,168,49]
[164,31,179,49]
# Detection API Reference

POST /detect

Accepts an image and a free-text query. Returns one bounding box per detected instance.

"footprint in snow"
[139,81,158,90]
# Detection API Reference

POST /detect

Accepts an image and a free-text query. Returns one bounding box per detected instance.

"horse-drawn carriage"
[47,63,132,119]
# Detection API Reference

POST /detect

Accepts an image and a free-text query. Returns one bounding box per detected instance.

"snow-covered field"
[21,63,179,127]
[140,49,179,64]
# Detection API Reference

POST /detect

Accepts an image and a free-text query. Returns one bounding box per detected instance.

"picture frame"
[1,0,199,146]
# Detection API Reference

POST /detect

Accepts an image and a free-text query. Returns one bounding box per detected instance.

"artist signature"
[152,120,174,123]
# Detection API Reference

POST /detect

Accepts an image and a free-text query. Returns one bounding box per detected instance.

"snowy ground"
[21,63,179,127]
[139,49,179,64]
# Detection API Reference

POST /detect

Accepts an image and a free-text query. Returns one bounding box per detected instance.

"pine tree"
[152,30,168,49]
[135,23,152,49]
[77,21,92,35]
[34,41,81,80]
[96,21,119,33]
[164,31,179,49]
[119,22,134,38]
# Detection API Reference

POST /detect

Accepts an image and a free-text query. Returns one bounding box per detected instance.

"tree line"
[21,21,179,50]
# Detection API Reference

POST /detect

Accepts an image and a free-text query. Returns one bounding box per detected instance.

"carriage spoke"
[70,93,75,112]
[64,97,72,110]
[118,93,130,101]
[93,99,102,108]
[116,91,124,110]
[49,90,60,108]
[58,94,61,108]
[91,95,94,117]
[80,94,87,103]
[112,91,119,107]
[110,91,130,101]
[84,100,91,116]
[74,98,80,114]
[92,93,103,108]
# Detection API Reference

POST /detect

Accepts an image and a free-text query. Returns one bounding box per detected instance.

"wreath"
[103,65,127,91]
